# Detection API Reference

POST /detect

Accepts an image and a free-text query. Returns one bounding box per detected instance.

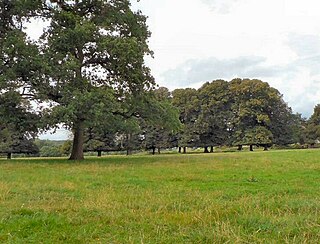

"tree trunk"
[7,152,12,160]
[204,147,209,153]
[183,147,187,154]
[178,147,182,153]
[210,146,214,153]
[250,145,253,151]
[237,145,243,151]
[69,120,85,160]
[152,147,156,155]
[97,150,102,157]
[263,145,268,151]
[158,148,161,154]
[126,133,132,155]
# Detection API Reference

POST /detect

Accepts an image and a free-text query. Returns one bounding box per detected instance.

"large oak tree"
[32,0,155,160]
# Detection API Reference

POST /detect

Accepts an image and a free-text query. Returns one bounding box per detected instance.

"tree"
[84,128,118,156]
[142,87,181,154]
[0,126,39,159]
[241,126,273,151]
[172,88,201,153]
[0,92,39,159]
[290,113,307,145]
[80,87,180,156]
[196,80,233,153]
[27,0,155,160]
[229,78,293,150]
[35,139,69,157]
[305,105,320,146]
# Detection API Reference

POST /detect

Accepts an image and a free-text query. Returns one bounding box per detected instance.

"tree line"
[2,76,320,158]
[80,79,311,156]
[0,1,319,160]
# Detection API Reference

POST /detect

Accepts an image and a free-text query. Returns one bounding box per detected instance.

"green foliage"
[172,88,200,147]
[229,79,296,147]
[35,139,69,157]
[241,126,273,145]
[142,87,181,152]
[59,140,72,155]
[172,79,297,150]
[39,145,62,157]
[0,91,39,156]
[196,80,233,147]
[0,1,42,157]
[305,104,320,145]
[83,127,119,153]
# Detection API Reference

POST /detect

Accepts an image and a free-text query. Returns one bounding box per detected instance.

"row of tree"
[64,79,320,156]
[171,79,303,152]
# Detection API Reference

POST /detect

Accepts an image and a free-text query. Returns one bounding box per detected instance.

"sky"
[133,0,320,116]
[40,0,320,139]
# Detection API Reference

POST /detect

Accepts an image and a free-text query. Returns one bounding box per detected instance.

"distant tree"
[290,113,307,145]
[59,140,72,156]
[142,87,181,154]
[0,92,39,159]
[84,128,118,157]
[39,145,62,157]
[267,96,299,146]
[241,126,273,151]
[305,105,320,146]
[80,87,180,156]
[0,126,39,159]
[229,79,293,150]
[172,88,201,153]
[196,80,233,153]
[35,139,68,157]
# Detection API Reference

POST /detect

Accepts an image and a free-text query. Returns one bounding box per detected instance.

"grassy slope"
[0,150,319,243]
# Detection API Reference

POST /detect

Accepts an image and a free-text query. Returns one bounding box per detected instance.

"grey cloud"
[161,56,281,88]
[287,33,320,58]
[290,95,318,118]
[286,33,320,75]
[293,55,320,76]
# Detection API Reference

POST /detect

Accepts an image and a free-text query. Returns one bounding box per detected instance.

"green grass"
[0,149,320,243]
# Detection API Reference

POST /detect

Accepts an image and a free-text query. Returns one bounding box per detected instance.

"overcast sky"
[40,0,320,139]
[133,0,320,117]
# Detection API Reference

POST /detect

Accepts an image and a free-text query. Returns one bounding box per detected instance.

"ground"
[0,149,319,243]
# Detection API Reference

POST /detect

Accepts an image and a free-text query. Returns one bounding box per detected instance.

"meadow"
[0,149,320,243]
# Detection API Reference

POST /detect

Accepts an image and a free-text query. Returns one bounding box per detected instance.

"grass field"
[0,149,320,243]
